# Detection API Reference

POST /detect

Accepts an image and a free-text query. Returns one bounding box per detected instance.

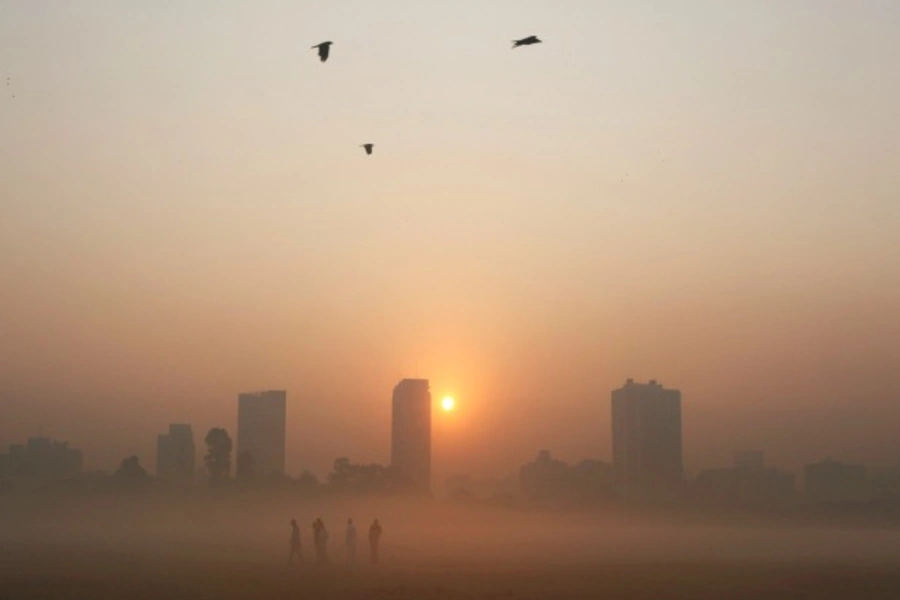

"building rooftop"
[395,378,429,388]
[621,378,669,388]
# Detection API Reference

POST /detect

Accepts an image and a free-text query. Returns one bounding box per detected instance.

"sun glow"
[441,396,456,412]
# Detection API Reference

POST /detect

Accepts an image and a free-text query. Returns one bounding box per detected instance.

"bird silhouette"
[512,36,542,49]
[360,144,374,155]
[311,41,333,62]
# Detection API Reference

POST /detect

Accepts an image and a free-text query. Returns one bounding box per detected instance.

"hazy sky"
[1,1,899,479]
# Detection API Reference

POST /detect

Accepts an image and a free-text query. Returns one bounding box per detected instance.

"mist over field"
[5,492,900,566]
[3,494,900,599]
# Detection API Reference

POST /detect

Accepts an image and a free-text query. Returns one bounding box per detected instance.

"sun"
[441,396,456,412]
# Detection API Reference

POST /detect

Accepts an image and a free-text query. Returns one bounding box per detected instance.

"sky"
[1,1,899,480]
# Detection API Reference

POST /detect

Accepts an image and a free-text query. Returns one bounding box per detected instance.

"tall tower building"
[611,378,682,500]
[391,379,431,490]
[156,424,195,484]
[237,390,287,475]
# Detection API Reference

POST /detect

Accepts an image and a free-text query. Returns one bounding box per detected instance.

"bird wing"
[512,37,538,48]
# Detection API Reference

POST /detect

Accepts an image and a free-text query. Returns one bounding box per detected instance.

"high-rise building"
[237,390,287,475]
[611,378,682,500]
[156,424,195,484]
[391,379,431,490]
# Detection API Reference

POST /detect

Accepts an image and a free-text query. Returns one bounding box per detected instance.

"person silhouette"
[368,518,383,565]
[312,519,322,564]
[345,518,358,565]
[315,518,329,564]
[289,519,302,564]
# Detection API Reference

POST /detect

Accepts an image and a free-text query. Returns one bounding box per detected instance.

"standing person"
[317,518,330,564]
[289,519,302,564]
[312,520,322,564]
[368,518,383,565]
[345,518,358,565]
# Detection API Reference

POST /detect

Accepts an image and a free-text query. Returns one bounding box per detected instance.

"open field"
[3,548,900,600]
[3,495,900,599]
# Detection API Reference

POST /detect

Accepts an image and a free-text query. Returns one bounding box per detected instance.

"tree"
[204,428,232,485]
[519,450,570,506]
[114,455,148,485]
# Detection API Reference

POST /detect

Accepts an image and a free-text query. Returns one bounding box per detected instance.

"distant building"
[734,451,765,471]
[237,390,287,475]
[803,459,870,503]
[611,378,682,500]
[870,465,900,499]
[156,424,196,484]
[0,437,83,482]
[695,466,795,508]
[445,474,474,498]
[445,472,521,503]
[391,379,431,490]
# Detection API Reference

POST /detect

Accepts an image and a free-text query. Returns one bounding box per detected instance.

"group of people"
[289,517,382,566]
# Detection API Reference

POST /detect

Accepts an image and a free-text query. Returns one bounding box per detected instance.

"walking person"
[368,518,383,565]
[345,518,358,565]
[289,519,302,564]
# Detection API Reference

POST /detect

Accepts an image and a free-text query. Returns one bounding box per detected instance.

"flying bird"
[311,41,333,62]
[512,35,542,49]
[360,143,374,155]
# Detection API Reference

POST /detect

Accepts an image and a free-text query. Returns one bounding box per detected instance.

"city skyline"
[2,1,899,481]
[1,375,893,515]
[2,375,895,490]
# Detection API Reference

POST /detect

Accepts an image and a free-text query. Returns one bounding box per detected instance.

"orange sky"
[1,1,899,480]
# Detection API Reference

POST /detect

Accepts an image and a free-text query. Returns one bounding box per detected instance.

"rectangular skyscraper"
[611,379,682,500]
[391,379,431,490]
[156,424,195,484]
[237,390,287,475]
